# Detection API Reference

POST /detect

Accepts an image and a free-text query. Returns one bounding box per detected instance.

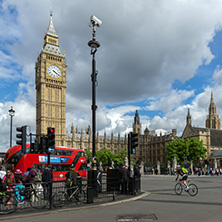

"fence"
[0,171,141,215]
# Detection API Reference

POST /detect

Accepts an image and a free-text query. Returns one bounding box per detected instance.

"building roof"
[190,126,222,148]
[211,149,222,157]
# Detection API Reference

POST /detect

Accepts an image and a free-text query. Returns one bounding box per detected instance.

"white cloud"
[1,0,222,152]
[146,90,194,112]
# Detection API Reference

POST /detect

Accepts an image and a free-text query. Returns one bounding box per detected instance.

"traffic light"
[40,136,48,153]
[30,142,39,153]
[47,127,55,150]
[16,126,27,153]
[130,132,138,154]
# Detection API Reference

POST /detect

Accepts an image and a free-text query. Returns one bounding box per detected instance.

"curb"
[0,191,150,221]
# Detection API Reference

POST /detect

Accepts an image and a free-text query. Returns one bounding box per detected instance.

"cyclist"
[65,165,80,203]
[175,165,189,191]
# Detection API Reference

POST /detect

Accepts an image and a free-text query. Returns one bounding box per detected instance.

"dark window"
[38,164,70,172]
[72,152,85,166]
[50,149,73,156]
[5,150,24,170]
[79,163,87,171]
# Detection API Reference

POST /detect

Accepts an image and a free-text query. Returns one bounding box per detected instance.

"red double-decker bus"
[4,144,87,181]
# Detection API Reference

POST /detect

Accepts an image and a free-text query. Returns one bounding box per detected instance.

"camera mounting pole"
[88,15,101,168]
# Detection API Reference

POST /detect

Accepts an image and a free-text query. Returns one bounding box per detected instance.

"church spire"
[187,108,191,126]
[133,110,142,135]
[206,90,221,129]
[209,90,217,116]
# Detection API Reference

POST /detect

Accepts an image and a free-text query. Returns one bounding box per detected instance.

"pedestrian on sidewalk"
[119,164,129,194]
[42,164,53,200]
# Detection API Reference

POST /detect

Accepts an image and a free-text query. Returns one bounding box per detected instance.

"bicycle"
[18,184,48,209]
[0,183,47,215]
[0,189,17,215]
[58,183,87,205]
[174,179,198,196]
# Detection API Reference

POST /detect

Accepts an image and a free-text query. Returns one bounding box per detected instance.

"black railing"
[0,172,141,215]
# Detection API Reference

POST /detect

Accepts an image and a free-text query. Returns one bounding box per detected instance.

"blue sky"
[1,0,222,152]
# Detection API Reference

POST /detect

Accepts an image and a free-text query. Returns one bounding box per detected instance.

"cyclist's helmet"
[177,165,181,168]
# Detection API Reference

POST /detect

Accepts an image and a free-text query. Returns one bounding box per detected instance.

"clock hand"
[52,70,59,76]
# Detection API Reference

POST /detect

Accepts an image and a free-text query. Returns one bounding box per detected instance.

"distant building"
[66,110,178,165]
[182,91,222,167]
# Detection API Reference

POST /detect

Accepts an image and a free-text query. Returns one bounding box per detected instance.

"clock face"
[47,65,61,78]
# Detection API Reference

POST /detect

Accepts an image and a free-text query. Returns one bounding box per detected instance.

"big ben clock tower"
[35,10,66,146]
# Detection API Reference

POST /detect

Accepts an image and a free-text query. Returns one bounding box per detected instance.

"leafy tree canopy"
[85,147,135,167]
[166,138,208,165]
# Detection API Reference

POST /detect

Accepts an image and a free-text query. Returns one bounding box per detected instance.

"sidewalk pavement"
[0,191,149,221]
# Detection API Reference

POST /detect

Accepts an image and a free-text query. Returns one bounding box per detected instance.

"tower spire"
[206,90,221,129]
[187,108,191,126]
[47,8,57,36]
[133,110,142,135]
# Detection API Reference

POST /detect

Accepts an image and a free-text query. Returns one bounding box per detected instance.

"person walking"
[119,164,129,194]
[2,169,15,204]
[42,164,53,200]
[27,163,42,202]
[22,167,31,189]
[14,169,24,203]
[0,165,6,181]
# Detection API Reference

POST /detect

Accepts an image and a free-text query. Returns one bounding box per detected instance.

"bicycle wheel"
[0,194,17,215]
[29,190,47,209]
[79,189,86,202]
[174,183,183,195]
[188,183,198,196]
[52,191,66,208]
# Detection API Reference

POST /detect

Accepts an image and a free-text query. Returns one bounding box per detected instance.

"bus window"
[79,163,86,171]
[5,150,24,170]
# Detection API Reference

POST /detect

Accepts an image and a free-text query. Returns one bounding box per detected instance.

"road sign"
[184,156,187,164]
[48,146,55,153]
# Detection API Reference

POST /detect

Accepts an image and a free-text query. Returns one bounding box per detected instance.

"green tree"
[166,138,207,164]
[187,138,208,162]
[96,148,123,166]
[85,148,92,163]
[85,147,136,167]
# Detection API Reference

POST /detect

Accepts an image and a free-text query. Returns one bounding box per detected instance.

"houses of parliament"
[35,12,222,167]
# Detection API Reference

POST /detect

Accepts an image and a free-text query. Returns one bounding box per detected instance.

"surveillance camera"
[90,15,102,27]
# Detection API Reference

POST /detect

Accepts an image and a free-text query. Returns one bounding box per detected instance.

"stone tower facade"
[206,91,221,129]
[133,110,142,135]
[35,11,67,146]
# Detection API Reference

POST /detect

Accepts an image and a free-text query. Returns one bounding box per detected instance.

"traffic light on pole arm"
[16,126,27,153]
[130,132,138,154]
[47,127,55,151]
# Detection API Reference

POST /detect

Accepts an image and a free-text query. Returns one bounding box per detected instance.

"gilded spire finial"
[47,8,57,36]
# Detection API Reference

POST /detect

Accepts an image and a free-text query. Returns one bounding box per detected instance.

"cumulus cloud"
[1,0,222,151]
[146,90,194,112]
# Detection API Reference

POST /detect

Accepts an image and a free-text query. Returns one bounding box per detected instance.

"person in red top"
[2,169,15,204]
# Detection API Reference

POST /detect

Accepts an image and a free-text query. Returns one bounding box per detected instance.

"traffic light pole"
[128,133,131,172]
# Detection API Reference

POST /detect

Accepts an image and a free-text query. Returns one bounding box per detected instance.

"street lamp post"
[8,106,15,147]
[88,15,101,197]
[88,15,101,169]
